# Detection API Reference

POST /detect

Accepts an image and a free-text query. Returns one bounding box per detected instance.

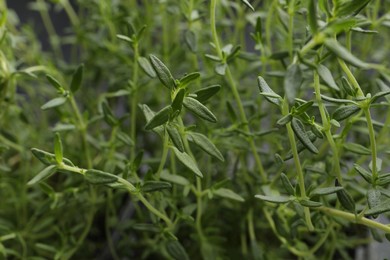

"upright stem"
[313,71,342,183]
[363,108,378,182]
[130,42,140,160]
[210,0,266,181]
[282,98,314,231]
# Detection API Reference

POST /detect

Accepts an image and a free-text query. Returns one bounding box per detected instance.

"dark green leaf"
[70,64,84,93]
[193,85,221,103]
[343,142,371,155]
[54,133,63,164]
[167,125,184,152]
[276,114,292,126]
[41,97,68,110]
[140,104,164,135]
[255,194,291,204]
[336,180,355,212]
[257,76,281,105]
[324,39,369,68]
[187,132,224,161]
[284,131,317,160]
[185,30,197,53]
[311,124,324,138]
[27,165,57,186]
[183,97,217,123]
[317,65,339,90]
[166,240,189,260]
[31,148,74,166]
[354,164,372,184]
[149,55,176,90]
[377,173,390,186]
[284,64,302,104]
[255,17,262,40]
[172,147,203,178]
[370,90,390,104]
[145,106,172,130]
[307,0,318,34]
[364,199,390,217]
[280,173,295,196]
[46,74,63,91]
[310,186,343,197]
[226,45,241,62]
[85,169,118,185]
[341,76,357,96]
[179,72,200,88]
[320,94,357,104]
[142,181,172,193]
[332,105,360,121]
[226,101,237,122]
[171,89,185,113]
[213,188,245,202]
[291,118,318,154]
[102,102,119,126]
[138,56,156,78]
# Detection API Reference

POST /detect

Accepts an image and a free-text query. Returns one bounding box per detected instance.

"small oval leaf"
[41,97,68,110]
[332,105,360,121]
[85,169,118,185]
[27,165,57,186]
[145,106,172,130]
[183,97,217,123]
[172,147,203,178]
[291,118,318,154]
[149,55,176,90]
[70,64,84,93]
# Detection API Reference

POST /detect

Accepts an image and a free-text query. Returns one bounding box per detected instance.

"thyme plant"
[1,0,390,259]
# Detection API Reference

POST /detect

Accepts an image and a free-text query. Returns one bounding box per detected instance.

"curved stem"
[363,108,378,182]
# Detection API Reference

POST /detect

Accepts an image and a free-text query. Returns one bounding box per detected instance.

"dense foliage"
[1,0,390,259]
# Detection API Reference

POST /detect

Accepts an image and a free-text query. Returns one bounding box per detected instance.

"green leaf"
[54,133,63,164]
[116,131,134,146]
[167,125,185,152]
[116,34,133,43]
[294,101,314,115]
[187,132,224,161]
[144,105,172,130]
[284,131,317,160]
[370,90,390,104]
[171,89,185,113]
[257,76,281,105]
[377,173,390,186]
[31,148,74,166]
[336,180,355,212]
[179,72,200,88]
[310,186,344,197]
[354,164,372,184]
[240,0,255,11]
[160,170,189,186]
[149,55,176,90]
[299,199,322,208]
[343,142,371,155]
[166,240,190,260]
[280,173,295,196]
[41,97,68,110]
[324,39,369,68]
[46,74,63,91]
[307,0,318,34]
[138,56,156,78]
[255,194,291,204]
[254,16,262,40]
[291,118,318,154]
[336,0,371,17]
[320,94,357,104]
[85,169,118,185]
[70,64,84,93]
[193,85,221,103]
[341,76,357,96]
[367,189,381,209]
[215,63,227,75]
[142,181,172,193]
[277,114,292,126]
[27,165,57,186]
[183,97,217,123]
[364,198,390,217]
[213,188,245,202]
[185,30,197,53]
[284,64,302,104]
[140,104,164,136]
[102,102,119,126]
[172,147,203,178]
[317,65,339,91]
[332,105,360,121]
[323,17,357,35]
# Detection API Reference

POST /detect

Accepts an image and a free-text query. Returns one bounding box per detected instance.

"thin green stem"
[156,128,169,180]
[338,59,364,97]
[287,0,295,58]
[313,71,342,183]
[363,108,378,182]
[282,98,314,231]
[69,96,92,168]
[60,0,79,26]
[210,0,266,181]
[130,42,140,160]
[318,206,390,233]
